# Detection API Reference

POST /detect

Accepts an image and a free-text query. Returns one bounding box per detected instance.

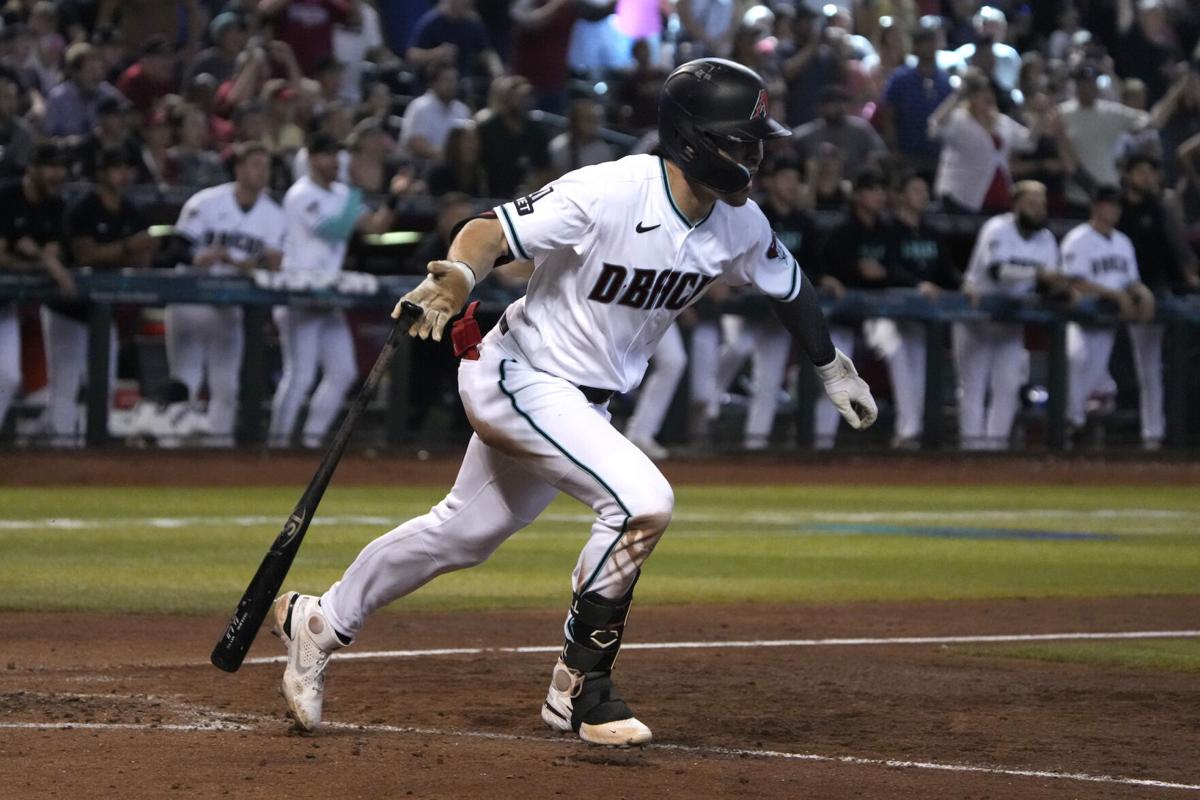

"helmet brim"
[704,115,791,142]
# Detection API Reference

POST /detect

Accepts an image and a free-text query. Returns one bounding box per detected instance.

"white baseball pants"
[1068,322,1164,443]
[953,321,1026,451]
[689,320,720,421]
[814,324,857,449]
[322,332,673,639]
[269,307,358,448]
[40,308,116,447]
[165,304,244,441]
[0,304,20,430]
[624,321,686,443]
[715,317,792,448]
[866,319,927,442]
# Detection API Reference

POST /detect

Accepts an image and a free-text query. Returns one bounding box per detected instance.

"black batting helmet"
[658,58,790,194]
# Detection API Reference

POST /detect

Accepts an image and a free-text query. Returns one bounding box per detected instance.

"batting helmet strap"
[658,58,790,194]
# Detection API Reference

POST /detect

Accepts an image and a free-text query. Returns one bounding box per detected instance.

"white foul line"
[2,707,1197,793]
[241,629,1200,665]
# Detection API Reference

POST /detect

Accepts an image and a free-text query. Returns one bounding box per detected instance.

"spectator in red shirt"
[258,0,350,76]
[116,36,178,114]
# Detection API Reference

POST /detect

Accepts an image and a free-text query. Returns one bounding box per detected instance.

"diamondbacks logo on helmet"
[751,89,768,120]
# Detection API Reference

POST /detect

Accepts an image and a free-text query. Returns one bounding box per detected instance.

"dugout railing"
[2,270,1198,451]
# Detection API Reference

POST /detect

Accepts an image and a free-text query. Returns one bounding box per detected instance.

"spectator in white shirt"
[548,95,615,176]
[400,62,471,162]
[929,68,1035,213]
[1059,62,1151,209]
[333,0,390,104]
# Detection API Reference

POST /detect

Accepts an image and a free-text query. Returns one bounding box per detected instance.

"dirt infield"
[4,596,1198,799]
[5,448,1200,486]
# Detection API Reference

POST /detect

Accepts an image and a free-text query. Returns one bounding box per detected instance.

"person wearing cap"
[954,181,1061,451]
[1060,185,1160,447]
[70,95,138,182]
[115,35,178,114]
[951,6,1021,94]
[186,12,249,85]
[815,167,895,448]
[42,42,126,139]
[1058,61,1152,210]
[268,130,400,448]
[43,146,156,445]
[878,22,953,174]
[790,86,887,180]
[0,142,73,435]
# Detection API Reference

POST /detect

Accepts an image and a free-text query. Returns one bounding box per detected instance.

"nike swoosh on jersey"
[635,221,660,233]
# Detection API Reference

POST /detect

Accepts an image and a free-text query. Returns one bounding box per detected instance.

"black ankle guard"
[560,579,638,727]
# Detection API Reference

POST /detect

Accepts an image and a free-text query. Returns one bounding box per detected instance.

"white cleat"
[541,658,652,746]
[272,592,343,732]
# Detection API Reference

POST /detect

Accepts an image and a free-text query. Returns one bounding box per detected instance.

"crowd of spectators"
[0,0,1199,450]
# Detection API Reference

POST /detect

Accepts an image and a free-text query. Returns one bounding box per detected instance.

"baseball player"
[623,321,686,460]
[954,181,1060,450]
[271,59,877,745]
[0,143,74,434]
[268,132,397,449]
[1060,185,1158,443]
[167,142,285,446]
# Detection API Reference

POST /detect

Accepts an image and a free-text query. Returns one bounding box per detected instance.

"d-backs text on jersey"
[586,263,716,311]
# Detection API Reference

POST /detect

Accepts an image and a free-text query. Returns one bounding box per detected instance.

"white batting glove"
[394,260,476,341]
[815,349,878,430]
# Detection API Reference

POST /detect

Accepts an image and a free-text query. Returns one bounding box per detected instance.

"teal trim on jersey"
[497,359,630,594]
[658,157,713,229]
[498,205,531,261]
[785,258,800,301]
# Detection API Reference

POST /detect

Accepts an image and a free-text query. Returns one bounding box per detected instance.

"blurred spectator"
[1059,62,1151,209]
[399,62,470,163]
[1114,78,1163,164]
[0,143,73,435]
[863,15,909,95]
[929,68,1035,213]
[815,168,894,447]
[187,12,249,86]
[872,172,959,448]
[1016,51,1045,104]
[879,24,953,175]
[477,75,552,199]
[116,36,177,114]
[614,38,667,135]
[97,0,205,60]
[1114,0,1180,105]
[953,6,1021,93]
[171,104,227,187]
[292,103,353,182]
[1010,90,1077,215]
[24,6,65,96]
[46,146,156,446]
[260,79,305,156]
[259,0,350,76]
[347,117,406,194]
[791,86,886,180]
[407,0,503,80]
[43,42,126,138]
[1119,153,1200,294]
[954,181,1060,450]
[676,0,740,60]
[757,152,818,269]
[1148,67,1200,186]
[426,122,488,197]
[1175,132,1200,258]
[70,95,139,181]
[136,107,176,187]
[778,4,841,127]
[333,0,390,105]
[309,56,347,109]
[548,94,615,176]
[806,141,851,211]
[0,70,36,178]
[510,0,578,114]
[90,25,126,84]
[1048,5,1083,62]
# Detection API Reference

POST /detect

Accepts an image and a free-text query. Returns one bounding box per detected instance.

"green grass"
[0,484,1197,614]
[953,639,1200,672]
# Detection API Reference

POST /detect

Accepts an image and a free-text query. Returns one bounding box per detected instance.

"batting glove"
[395,260,476,341]
[815,349,878,430]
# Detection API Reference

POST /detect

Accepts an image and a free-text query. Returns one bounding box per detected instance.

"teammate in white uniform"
[167,142,285,446]
[622,321,686,459]
[1060,186,1159,444]
[954,181,1060,450]
[268,132,396,448]
[270,60,877,745]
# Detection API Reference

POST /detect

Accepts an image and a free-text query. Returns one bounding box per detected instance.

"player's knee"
[625,480,674,534]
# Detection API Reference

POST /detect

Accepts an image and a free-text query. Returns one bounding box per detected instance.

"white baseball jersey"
[175,183,286,274]
[493,154,803,392]
[1060,222,1139,291]
[963,212,1059,296]
[281,175,363,273]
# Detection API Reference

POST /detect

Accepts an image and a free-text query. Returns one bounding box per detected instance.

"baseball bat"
[210,300,424,673]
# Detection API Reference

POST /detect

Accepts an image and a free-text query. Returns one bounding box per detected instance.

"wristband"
[449,259,477,291]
